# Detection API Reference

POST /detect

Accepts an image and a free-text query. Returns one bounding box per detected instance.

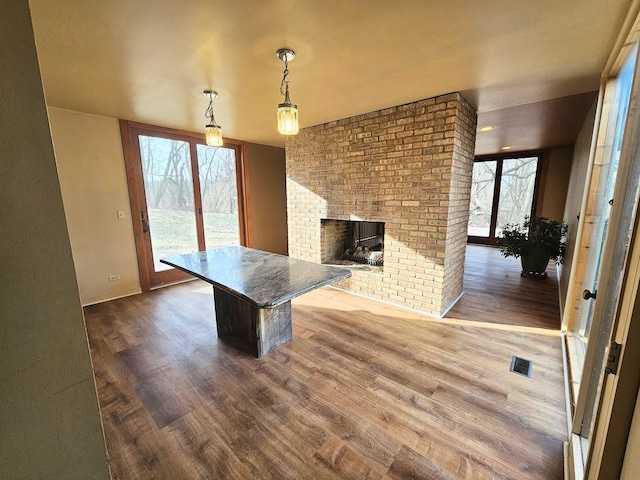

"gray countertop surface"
[161,246,351,308]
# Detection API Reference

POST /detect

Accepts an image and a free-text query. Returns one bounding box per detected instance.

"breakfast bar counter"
[161,246,350,357]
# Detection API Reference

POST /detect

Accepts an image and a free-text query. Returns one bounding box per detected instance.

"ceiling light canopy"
[479,126,494,132]
[204,90,223,147]
[276,48,299,135]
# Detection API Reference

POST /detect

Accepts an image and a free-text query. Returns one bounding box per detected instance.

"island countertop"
[161,246,351,308]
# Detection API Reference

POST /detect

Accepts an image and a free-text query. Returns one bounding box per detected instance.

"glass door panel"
[569,47,635,355]
[196,144,241,249]
[139,135,199,272]
[495,157,538,237]
[468,160,497,237]
[568,45,638,461]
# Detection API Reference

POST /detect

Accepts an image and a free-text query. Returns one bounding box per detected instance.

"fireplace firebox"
[321,219,384,267]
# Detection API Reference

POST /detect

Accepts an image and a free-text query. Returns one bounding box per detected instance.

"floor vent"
[510,356,532,377]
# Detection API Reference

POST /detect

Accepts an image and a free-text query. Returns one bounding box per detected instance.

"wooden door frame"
[467,150,544,245]
[563,7,640,475]
[581,40,640,479]
[120,120,249,291]
[587,127,640,480]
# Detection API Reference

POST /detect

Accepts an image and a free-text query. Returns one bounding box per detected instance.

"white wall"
[0,1,109,477]
[538,147,573,222]
[49,108,141,305]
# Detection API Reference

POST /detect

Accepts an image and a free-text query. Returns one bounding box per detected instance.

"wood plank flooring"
[449,244,562,330]
[84,245,567,479]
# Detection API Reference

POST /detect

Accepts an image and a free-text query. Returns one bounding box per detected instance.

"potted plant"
[497,215,568,277]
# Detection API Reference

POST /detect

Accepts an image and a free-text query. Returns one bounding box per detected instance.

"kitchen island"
[161,246,350,357]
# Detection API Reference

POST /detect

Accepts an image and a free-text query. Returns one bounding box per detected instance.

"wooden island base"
[213,288,292,358]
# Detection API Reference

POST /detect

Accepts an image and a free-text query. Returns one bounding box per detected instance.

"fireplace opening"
[321,219,384,269]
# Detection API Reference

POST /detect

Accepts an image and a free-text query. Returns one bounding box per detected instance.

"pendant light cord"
[205,93,218,127]
[280,57,290,98]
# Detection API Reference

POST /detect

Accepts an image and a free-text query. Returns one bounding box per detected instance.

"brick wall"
[321,219,352,263]
[285,92,477,316]
[442,98,477,309]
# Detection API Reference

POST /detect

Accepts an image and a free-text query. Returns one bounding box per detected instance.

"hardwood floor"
[84,245,567,479]
[449,244,562,330]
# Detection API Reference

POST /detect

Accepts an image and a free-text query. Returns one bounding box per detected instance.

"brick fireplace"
[285,93,476,316]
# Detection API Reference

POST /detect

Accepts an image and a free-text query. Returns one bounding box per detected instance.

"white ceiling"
[29,0,628,152]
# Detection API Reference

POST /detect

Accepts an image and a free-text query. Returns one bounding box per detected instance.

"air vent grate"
[510,356,532,378]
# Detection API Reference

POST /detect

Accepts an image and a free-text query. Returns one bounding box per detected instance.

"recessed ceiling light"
[479,126,494,132]
[501,146,512,150]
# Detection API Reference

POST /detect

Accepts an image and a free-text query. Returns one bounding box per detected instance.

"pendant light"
[276,48,299,135]
[203,90,223,146]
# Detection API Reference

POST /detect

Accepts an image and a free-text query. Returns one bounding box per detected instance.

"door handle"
[141,211,150,233]
[583,289,597,300]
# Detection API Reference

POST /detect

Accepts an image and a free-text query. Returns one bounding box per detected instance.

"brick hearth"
[285,92,476,316]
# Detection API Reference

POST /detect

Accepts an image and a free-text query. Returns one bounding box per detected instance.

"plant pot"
[520,249,551,276]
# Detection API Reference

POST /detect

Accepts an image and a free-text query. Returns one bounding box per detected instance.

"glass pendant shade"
[205,124,223,146]
[277,103,299,135]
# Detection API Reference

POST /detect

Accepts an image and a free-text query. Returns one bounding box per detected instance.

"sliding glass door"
[139,135,199,273]
[121,122,246,290]
[196,144,242,250]
[566,44,639,471]
[468,154,541,244]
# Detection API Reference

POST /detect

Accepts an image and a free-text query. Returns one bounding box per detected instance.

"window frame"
[467,150,544,245]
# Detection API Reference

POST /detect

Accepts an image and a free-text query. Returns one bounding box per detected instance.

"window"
[468,153,542,244]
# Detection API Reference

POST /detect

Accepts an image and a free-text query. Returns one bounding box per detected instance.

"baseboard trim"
[326,286,465,319]
[440,291,464,318]
[81,287,142,307]
[328,286,441,319]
